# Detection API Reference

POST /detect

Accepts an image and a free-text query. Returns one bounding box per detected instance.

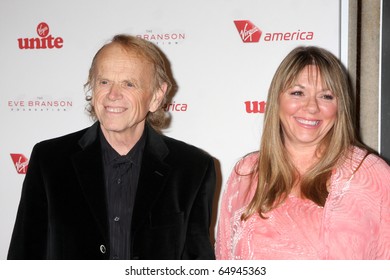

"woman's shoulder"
[223,152,259,204]
[349,146,390,172]
[234,151,259,174]
[340,146,390,186]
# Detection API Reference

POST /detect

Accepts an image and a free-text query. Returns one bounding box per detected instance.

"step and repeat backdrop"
[0,0,343,258]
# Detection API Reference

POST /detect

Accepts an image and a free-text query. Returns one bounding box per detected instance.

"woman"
[215,46,390,259]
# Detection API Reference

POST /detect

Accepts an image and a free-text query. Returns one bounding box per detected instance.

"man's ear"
[149,82,168,113]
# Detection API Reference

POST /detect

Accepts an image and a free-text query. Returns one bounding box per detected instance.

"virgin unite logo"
[10,154,29,174]
[17,22,64,49]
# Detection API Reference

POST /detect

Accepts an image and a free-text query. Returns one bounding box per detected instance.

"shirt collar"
[100,127,147,167]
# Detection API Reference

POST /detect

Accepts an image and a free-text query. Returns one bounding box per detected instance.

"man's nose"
[107,83,122,101]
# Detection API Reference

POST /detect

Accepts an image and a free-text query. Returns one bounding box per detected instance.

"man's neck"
[100,124,145,156]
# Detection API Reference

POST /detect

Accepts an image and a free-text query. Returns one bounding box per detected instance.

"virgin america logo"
[162,101,188,112]
[10,154,29,174]
[17,22,64,49]
[234,20,314,43]
[234,20,262,43]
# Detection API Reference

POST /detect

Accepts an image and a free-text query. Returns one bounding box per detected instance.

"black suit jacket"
[7,122,216,259]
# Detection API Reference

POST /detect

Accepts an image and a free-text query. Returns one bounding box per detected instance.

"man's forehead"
[97,43,147,61]
[96,47,152,69]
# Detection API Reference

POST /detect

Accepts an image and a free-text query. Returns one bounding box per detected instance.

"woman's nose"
[303,95,320,113]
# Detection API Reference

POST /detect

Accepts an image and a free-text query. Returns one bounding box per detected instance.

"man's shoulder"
[38,127,88,145]
[160,133,212,161]
[33,126,91,154]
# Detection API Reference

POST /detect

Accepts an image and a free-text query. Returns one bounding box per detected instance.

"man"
[7,34,216,260]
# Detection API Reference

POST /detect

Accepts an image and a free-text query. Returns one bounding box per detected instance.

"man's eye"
[124,82,134,88]
[98,80,109,85]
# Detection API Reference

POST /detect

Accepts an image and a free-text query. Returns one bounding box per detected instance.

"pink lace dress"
[215,147,390,259]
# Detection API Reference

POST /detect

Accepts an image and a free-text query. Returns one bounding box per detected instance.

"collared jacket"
[8,122,216,260]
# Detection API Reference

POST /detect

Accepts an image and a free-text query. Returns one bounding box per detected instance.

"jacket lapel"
[131,125,172,231]
[69,123,171,241]
[71,122,109,240]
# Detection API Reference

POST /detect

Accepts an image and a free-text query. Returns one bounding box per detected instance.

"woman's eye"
[290,91,303,96]
[321,94,335,100]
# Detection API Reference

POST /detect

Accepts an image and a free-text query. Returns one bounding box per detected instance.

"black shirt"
[100,128,146,260]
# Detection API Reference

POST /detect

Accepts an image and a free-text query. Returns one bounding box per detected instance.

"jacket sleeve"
[182,156,216,259]
[7,144,49,259]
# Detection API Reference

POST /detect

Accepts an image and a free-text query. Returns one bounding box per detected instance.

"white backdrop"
[0,0,344,259]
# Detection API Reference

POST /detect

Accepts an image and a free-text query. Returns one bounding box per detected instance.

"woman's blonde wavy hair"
[84,34,172,130]
[242,46,363,220]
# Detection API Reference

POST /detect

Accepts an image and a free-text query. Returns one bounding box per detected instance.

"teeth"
[296,118,319,126]
[106,107,125,113]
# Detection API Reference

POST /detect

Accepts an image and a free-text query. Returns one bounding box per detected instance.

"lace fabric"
[215,146,390,259]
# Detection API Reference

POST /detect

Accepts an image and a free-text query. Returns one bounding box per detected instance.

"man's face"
[92,44,165,139]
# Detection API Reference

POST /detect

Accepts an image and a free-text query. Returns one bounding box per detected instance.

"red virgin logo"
[37,22,50,37]
[17,22,64,49]
[234,20,262,43]
[10,154,29,174]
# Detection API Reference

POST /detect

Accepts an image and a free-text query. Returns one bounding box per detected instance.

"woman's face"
[279,65,338,151]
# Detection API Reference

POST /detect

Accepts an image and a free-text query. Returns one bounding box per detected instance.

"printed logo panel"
[234,20,262,43]
[234,20,314,43]
[10,154,29,174]
[18,22,64,49]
